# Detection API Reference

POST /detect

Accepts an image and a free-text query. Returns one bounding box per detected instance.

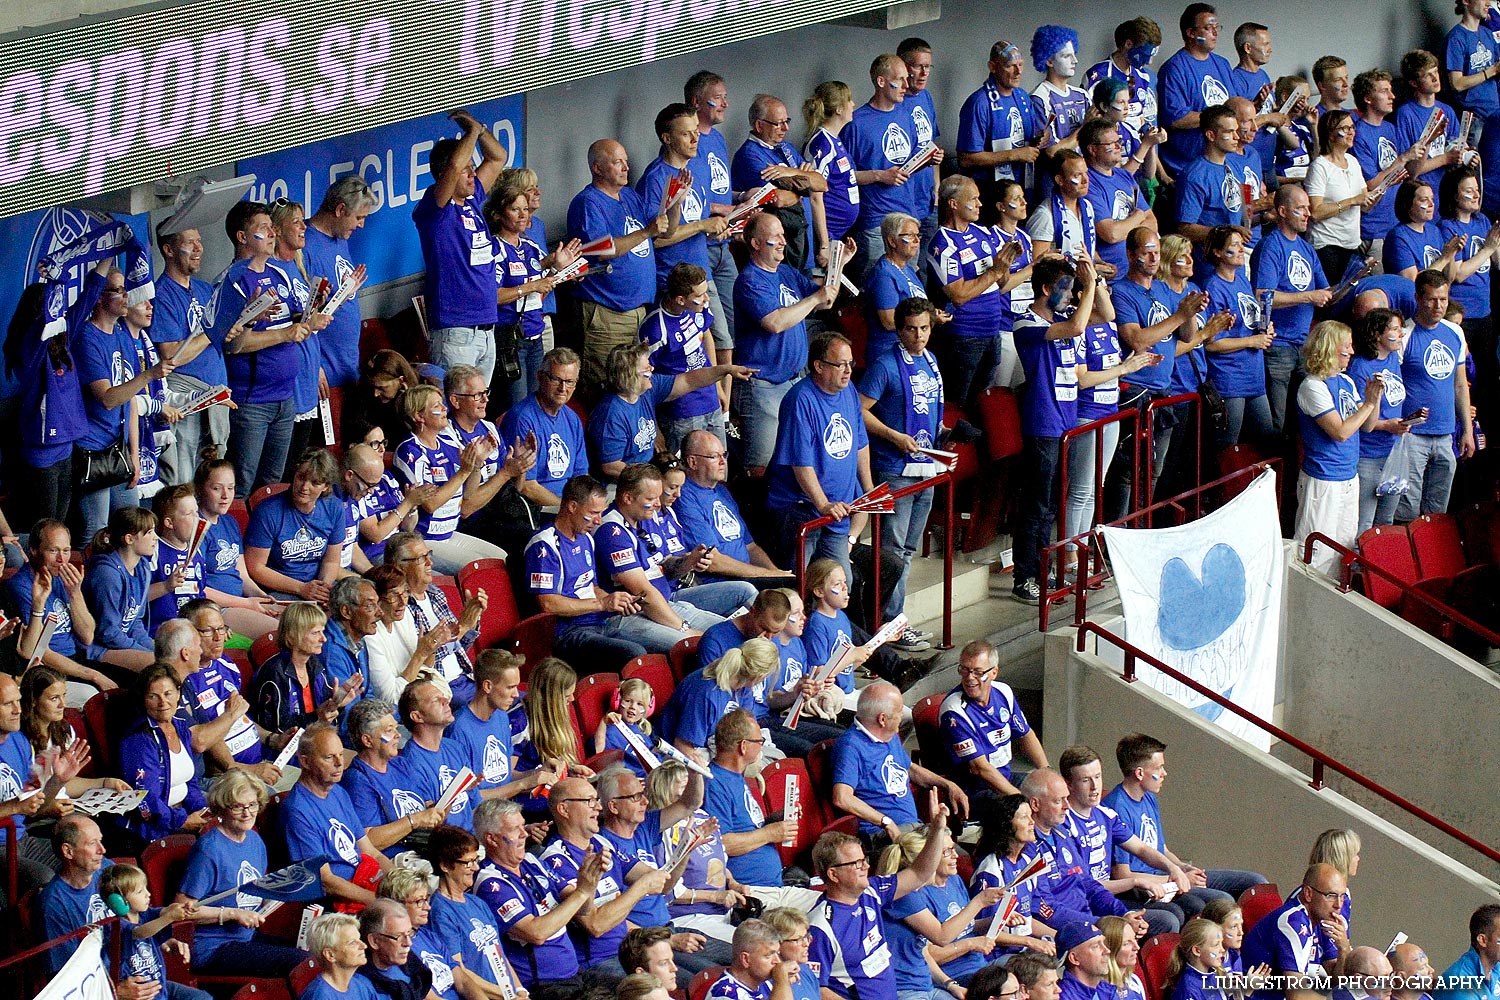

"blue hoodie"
[82,550,152,657]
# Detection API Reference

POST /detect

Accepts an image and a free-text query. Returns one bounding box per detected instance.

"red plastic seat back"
[759,757,824,867]
[1357,525,1418,609]
[512,614,557,679]
[1238,883,1284,934]
[249,632,282,670]
[1139,933,1179,1000]
[573,673,621,751]
[980,387,1024,461]
[457,558,521,652]
[688,968,726,1000]
[807,738,838,805]
[1409,513,1466,580]
[247,483,289,511]
[668,635,701,682]
[141,834,197,906]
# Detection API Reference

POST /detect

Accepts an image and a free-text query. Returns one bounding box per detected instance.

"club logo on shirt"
[711,500,743,540]
[86,894,109,923]
[0,763,20,800]
[1221,172,1244,213]
[1472,236,1493,274]
[823,413,855,459]
[953,738,977,757]
[1376,136,1397,171]
[623,215,652,258]
[1236,292,1261,329]
[1147,300,1171,325]
[682,188,705,223]
[328,817,360,864]
[882,123,913,164]
[881,754,910,794]
[910,105,934,144]
[235,860,265,909]
[1137,814,1160,848]
[392,787,426,817]
[1424,340,1456,379]
[483,736,511,783]
[185,295,207,337]
[708,151,731,194]
[438,765,471,814]
[744,786,765,825]
[546,433,571,479]
[633,416,657,453]
[1112,189,1136,220]
[779,284,799,307]
[1201,76,1229,106]
[1006,107,1025,145]
[467,916,500,951]
[1337,384,1360,417]
[211,538,238,574]
[1288,252,1313,291]
[1381,368,1406,405]
[421,950,456,995]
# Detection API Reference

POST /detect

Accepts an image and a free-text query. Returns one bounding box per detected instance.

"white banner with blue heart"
[1098,471,1282,752]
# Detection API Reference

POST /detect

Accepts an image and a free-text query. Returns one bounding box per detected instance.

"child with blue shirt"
[99,863,214,1000]
[1165,919,1229,1000]
[83,507,162,670]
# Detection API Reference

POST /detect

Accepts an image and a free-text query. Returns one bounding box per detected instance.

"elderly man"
[1252,185,1333,432]
[956,41,1045,212]
[397,680,478,830]
[413,109,508,385]
[708,919,795,1000]
[732,94,827,274]
[283,723,393,907]
[442,362,539,552]
[305,176,376,389]
[1022,769,1152,936]
[598,764,729,985]
[358,898,434,1000]
[675,430,792,583]
[832,682,968,843]
[732,213,839,471]
[1057,922,1114,1000]
[340,697,445,850]
[498,348,589,511]
[323,577,379,694]
[340,444,425,566]
[806,798,951,1000]
[40,817,119,974]
[703,709,789,889]
[1242,864,1351,993]
[538,775,671,984]
[568,139,675,394]
[1335,947,1395,1000]
[179,599,279,783]
[155,617,256,772]
[474,798,601,1000]
[1439,905,1500,1000]
[766,331,873,578]
[385,532,485,703]
[938,639,1047,797]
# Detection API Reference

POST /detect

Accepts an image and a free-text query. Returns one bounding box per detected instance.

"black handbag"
[1189,350,1229,433]
[494,322,524,383]
[76,438,132,492]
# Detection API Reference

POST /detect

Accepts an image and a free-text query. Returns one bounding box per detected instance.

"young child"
[1166,918,1228,1000]
[800,558,868,717]
[149,485,208,629]
[100,863,218,1000]
[1201,898,1246,975]
[596,676,658,778]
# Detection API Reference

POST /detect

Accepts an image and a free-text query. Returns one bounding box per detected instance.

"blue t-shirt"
[832,722,918,831]
[567,184,657,311]
[151,274,224,385]
[474,856,579,985]
[734,263,818,384]
[1401,319,1466,436]
[673,479,753,578]
[412,177,499,330]
[1231,65,1278,170]
[703,761,781,885]
[805,128,861,241]
[393,433,466,542]
[73,318,135,450]
[957,79,1043,185]
[498,395,587,497]
[1251,229,1330,347]
[281,782,367,881]
[863,257,927,358]
[640,306,718,421]
[244,492,346,584]
[7,566,81,658]
[858,345,944,477]
[766,380,869,535]
[1101,783,1166,873]
[637,156,713,282]
[1014,311,1080,437]
[803,607,856,694]
[1441,213,1493,319]
[1086,167,1148,276]
[930,223,1005,338]
[1384,222,1446,277]
[598,809,670,927]
[887,876,984,992]
[340,755,425,828]
[808,875,899,1000]
[1297,373,1362,481]
[41,862,113,971]
[694,126,735,227]
[201,515,245,598]
[1203,269,1266,398]
[427,892,508,990]
[178,826,268,961]
[905,89,940,214]
[525,525,608,633]
[1447,23,1500,117]
[1347,353,1405,460]
[1109,278,1178,392]
[1352,117,1403,241]
[1395,99,1460,193]
[206,258,303,405]
[302,977,380,1000]
[449,703,514,791]
[697,618,750,672]
[302,225,362,387]
[1276,119,1315,182]
[0,732,35,839]
[1158,48,1235,174]
[399,737,477,831]
[842,101,923,228]
[663,667,751,748]
[587,374,674,471]
[1177,156,1245,233]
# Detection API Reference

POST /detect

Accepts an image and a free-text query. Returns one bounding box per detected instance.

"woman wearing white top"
[363,564,449,704]
[1304,109,1377,283]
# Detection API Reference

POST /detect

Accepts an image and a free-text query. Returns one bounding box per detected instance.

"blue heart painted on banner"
[1156,543,1246,651]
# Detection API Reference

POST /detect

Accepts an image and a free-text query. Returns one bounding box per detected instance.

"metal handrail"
[795,472,955,649]
[1077,620,1500,866]
[1300,531,1500,648]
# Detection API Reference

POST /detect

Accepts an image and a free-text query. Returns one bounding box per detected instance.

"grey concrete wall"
[1044,629,1500,966]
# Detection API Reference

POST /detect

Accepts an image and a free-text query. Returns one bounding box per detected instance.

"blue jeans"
[430,325,498,385]
[732,376,797,469]
[166,982,213,1000]
[706,242,739,349]
[662,407,727,457]
[193,937,306,977]
[1264,342,1304,435]
[880,473,935,620]
[1397,433,1457,520]
[229,397,298,497]
[1015,436,1063,584]
[918,209,940,271]
[1065,417,1121,551]
[773,502,852,580]
[1357,454,1400,534]
[1220,394,1273,451]
[594,600,730,654]
[77,479,140,546]
[703,268,734,352]
[675,579,757,617]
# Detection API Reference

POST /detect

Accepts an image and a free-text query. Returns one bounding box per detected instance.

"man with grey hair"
[938,638,1048,797]
[357,897,433,1000]
[497,348,588,510]
[340,443,427,566]
[154,619,247,754]
[178,599,280,784]
[674,429,793,583]
[474,796,601,1000]
[731,94,827,276]
[384,531,486,703]
[709,918,795,1000]
[323,577,380,728]
[307,175,376,389]
[831,682,968,844]
[340,697,445,850]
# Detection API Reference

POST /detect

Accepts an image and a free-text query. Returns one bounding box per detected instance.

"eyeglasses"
[1304,885,1346,903]
[758,118,792,128]
[457,855,481,867]
[557,796,602,808]
[350,470,379,492]
[399,551,434,564]
[826,857,869,871]
[687,452,727,462]
[372,930,414,944]
[611,791,648,803]
[224,800,259,814]
[739,737,767,745]
[405,896,431,907]
[366,438,387,451]
[540,372,578,388]
[957,665,995,678]
[196,625,230,638]
[816,359,854,372]
[781,933,813,945]
[451,389,490,399]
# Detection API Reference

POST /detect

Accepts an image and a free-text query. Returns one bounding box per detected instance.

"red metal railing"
[795,472,955,649]
[1301,532,1500,648]
[1077,620,1500,866]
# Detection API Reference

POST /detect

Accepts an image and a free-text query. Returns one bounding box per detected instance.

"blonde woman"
[664,637,779,758]
[513,657,594,779]
[1099,914,1147,1000]
[1294,321,1382,575]
[1308,828,1360,953]
[803,81,860,258]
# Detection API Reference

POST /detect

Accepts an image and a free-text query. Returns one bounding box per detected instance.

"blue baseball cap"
[1057,921,1102,954]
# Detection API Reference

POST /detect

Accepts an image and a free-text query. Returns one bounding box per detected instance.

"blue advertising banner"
[236,95,525,289]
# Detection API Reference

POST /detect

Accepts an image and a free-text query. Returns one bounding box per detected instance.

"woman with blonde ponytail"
[802,81,861,265]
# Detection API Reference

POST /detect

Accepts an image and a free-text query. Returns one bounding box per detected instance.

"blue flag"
[236,857,332,902]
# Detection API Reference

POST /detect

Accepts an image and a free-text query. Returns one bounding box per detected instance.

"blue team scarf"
[38,212,154,339]
[896,346,943,476]
[1050,192,1097,259]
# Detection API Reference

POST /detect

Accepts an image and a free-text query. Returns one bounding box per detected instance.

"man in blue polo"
[675,430,792,584]
[1400,271,1474,519]
[732,94,827,275]
[732,213,837,472]
[1439,905,1500,1000]
[766,332,872,577]
[413,109,508,385]
[284,723,393,908]
[637,104,730,302]
[1175,104,1247,254]
[1157,4,1235,177]
[305,175,376,390]
[1242,864,1349,992]
[956,41,1045,213]
[1252,185,1333,432]
[568,138,673,395]
[939,639,1047,797]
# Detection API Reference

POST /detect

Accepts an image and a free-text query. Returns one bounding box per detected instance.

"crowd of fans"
[2,2,1500,999]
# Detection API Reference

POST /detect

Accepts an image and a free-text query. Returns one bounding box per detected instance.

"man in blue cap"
[1058,921,1114,1000]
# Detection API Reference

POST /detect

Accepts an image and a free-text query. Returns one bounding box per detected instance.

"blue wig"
[1031,25,1080,74]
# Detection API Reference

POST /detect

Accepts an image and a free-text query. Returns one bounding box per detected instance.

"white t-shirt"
[1304,154,1366,250]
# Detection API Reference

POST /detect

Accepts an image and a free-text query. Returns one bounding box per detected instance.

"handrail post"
[1310,759,1325,791]
[871,512,883,631]
[942,474,954,649]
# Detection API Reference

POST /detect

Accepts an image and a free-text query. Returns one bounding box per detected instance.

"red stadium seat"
[832,301,870,369]
[63,708,95,778]
[668,635,700,682]
[759,757,824,868]
[83,687,136,777]
[225,646,254,689]
[1217,443,1268,503]
[457,558,521,652]
[229,499,251,535]
[141,834,197,906]
[807,738,837,806]
[511,613,557,679]
[688,967,726,1000]
[1238,883,1283,934]
[621,655,674,721]
[288,958,322,997]
[436,580,465,625]
[979,387,1025,462]
[1356,525,1417,610]
[360,317,394,357]
[248,483,290,511]
[912,693,949,775]
[573,673,621,753]
[250,632,282,670]
[1139,933,1179,1000]
[231,983,294,1000]
[585,749,627,772]
[1399,577,1457,641]
[1409,513,1466,580]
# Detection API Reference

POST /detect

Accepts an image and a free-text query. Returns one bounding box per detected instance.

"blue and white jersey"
[1013,310,1080,438]
[957,79,1043,184]
[1076,323,1124,422]
[1031,82,1090,144]
[447,417,502,486]
[805,127,860,241]
[858,345,944,478]
[807,875,899,1000]
[709,970,772,1000]
[832,721,918,831]
[971,847,1038,950]
[207,258,304,405]
[937,681,1032,789]
[1084,59,1158,130]
[474,855,579,986]
[494,234,548,340]
[181,658,261,764]
[1241,895,1320,983]
[1276,119,1315,182]
[412,177,499,330]
[930,223,1005,338]
[525,525,607,632]
[595,508,671,602]
[995,226,1035,328]
[1401,319,1467,436]
[538,834,631,967]
[1064,803,1136,882]
[393,434,465,542]
[640,305,718,421]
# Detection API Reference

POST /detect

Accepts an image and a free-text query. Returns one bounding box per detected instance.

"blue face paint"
[1129,44,1158,68]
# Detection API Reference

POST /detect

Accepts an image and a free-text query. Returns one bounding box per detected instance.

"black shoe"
[941,418,983,445]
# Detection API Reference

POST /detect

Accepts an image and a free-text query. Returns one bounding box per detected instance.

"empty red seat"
[807,738,837,807]
[759,757,825,868]
[912,693,951,776]
[247,482,290,511]
[457,558,521,653]
[668,634,700,682]
[1139,932,1179,1000]
[979,387,1024,462]
[249,632,282,670]
[1410,513,1466,580]
[288,958,321,998]
[1399,576,1457,641]
[141,834,196,906]
[83,687,137,777]
[1457,501,1500,565]
[1238,883,1283,934]
[1356,525,1417,609]
[573,673,621,752]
